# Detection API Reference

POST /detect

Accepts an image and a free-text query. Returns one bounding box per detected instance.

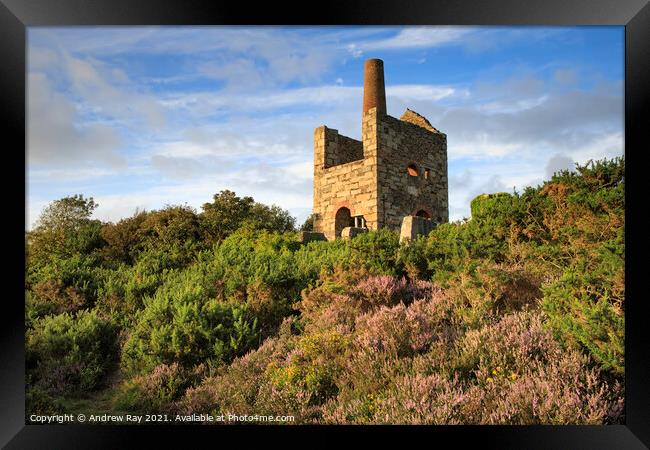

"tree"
[99,209,149,265]
[200,190,295,245]
[139,204,201,249]
[27,195,104,264]
[34,195,98,232]
[300,214,315,232]
[246,203,296,234]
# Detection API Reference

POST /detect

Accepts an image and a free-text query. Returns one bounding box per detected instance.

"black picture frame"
[2,0,648,448]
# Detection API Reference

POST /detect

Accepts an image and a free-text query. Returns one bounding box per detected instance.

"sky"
[26,26,624,229]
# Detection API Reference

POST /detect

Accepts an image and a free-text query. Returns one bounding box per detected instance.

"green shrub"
[347,228,402,275]
[26,309,117,393]
[113,363,204,413]
[265,330,350,408]
[27,254,103,308]
[24,159,625,424]
[470,192,513,219]
[95,247,186,323]
[26,195,105,268]
[120,262,259,375]
[99,210,149,265]
[541,265,624,376]
[26,386,62,416]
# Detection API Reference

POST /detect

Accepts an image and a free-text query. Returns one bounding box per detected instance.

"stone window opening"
[407,163,419,186]
[424,168,430,179]
[407,164,419,177]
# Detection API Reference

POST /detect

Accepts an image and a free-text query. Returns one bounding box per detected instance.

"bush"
[324,309,623,425]
[113,363,205,413]
[541,266,624,376]
[26,195,105,267]
[348,229,401,275]
[470,192,513,219]
[26,281,86,325]
[26,309,117,393]
[120,262,259,375]
[99,210,148,265]
[26,386,63,416]
[175,319,297,418]
[264,330,350,409]
[26,254,103,309]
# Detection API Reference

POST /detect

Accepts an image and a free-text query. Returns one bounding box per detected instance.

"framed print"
[2,0,649,448]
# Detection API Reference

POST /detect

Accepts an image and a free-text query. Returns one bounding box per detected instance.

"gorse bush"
[26,309,117,393]
[113,363,206,413]
[120,267,259,375]
[25,157,624,424]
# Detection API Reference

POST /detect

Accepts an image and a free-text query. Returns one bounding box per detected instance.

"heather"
[25,157,624,424]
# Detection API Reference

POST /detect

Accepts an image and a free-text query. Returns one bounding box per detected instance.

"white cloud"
[451,138,521,159]
[284,161,313,181]
[362,27,472,50]
[160,83,461,121]
[81,160,314,227]
[346,43,363,58]
[61,53,166,129]
[387,85,458,101]
[27,72,125,167]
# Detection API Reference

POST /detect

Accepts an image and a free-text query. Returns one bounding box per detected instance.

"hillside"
[25,157,624,424]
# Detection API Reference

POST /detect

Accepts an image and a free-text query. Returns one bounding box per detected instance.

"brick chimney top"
[363,58,386,116]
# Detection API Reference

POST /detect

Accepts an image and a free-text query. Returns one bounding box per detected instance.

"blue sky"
[27,26,624,229]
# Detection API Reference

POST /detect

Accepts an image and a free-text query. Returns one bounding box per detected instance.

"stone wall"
[312,111,379,240]
[318,127,364,169]
[399,215,437,243]
[375,112,448,231]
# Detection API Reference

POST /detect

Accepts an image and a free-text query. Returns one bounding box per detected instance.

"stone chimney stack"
[362,58,387,116]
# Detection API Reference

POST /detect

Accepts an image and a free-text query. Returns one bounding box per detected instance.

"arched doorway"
[415,209,431,219]
[335,207,353,238]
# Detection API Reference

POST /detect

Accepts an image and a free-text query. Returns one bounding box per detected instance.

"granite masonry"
[312,58,448,241]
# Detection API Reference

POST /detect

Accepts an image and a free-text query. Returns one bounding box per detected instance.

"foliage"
[300,214,315,232]
[26,386,63,416]
[26,254,104,324]
[99,210,149,265]
[200,190,295,245]
[27,195,104,267]
[120,261,260,375]
[25,159,625,424]
[26,309,117,393]
[112,363,205,413]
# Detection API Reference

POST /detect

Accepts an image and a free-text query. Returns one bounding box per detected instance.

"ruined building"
[311,58,448,241]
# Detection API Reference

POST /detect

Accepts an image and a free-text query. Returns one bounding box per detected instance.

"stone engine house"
[312,58,449,240]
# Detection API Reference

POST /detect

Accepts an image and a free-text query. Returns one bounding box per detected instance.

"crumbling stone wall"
[376,112,448,230]
[321,131,364,168]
